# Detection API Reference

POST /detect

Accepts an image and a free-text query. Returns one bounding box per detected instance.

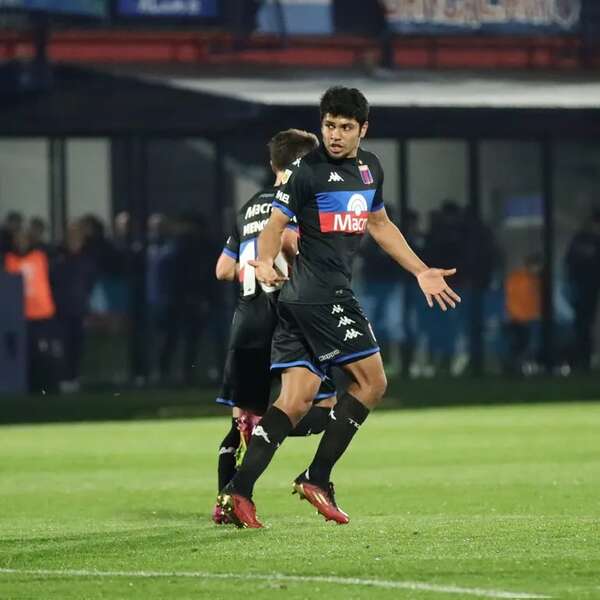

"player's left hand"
[417,268,461,311]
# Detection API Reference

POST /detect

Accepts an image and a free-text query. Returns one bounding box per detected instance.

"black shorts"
[271,297,380,379]
[217,293,336,414]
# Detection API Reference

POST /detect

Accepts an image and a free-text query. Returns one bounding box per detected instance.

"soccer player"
[212,129,336,524]
[217,86,461,528]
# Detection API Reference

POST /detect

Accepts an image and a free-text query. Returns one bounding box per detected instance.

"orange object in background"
[505,267,541,323]
[4,250,56,320]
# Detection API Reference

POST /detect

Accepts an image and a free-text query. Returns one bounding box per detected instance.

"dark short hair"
[320,86,369,126]
[268,129,319,171]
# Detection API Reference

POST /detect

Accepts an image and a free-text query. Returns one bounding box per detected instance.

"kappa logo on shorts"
[318,349,341,362]
[252,425,271,444]
[343,328,363,341]
[337,316,355,327]
[331,304,344,315]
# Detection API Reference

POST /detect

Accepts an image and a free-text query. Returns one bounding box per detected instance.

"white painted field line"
[0,568,551,599]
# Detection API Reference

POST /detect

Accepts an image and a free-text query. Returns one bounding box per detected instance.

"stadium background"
[1,3,599,600]
[2,0,600,407]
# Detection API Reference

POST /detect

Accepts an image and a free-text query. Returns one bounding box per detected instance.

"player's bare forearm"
[280,228,299,266]
[367,218,427,276]
[257,209,290,265]
[215,254,239,281]
[257,219,285,266]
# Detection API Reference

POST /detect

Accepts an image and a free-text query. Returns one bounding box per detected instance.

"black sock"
[289,406,330,437]
[305,392,369,486]
[230,406,292,498]
[217,418,240,492]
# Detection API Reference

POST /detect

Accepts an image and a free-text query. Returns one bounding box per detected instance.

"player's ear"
[360,121,369,139]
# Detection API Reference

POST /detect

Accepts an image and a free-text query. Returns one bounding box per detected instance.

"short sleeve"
[222,226,240,260]
[285,215,299,232]
[272,160,312,220]
[371,161,385,213]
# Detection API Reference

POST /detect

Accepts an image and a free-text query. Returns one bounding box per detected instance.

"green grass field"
[1,402,599,599]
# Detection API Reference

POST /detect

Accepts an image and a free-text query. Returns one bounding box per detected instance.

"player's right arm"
[249,208,291,286]
[215,252,238,281]
[251,158,310,284]
[215,231,240,281]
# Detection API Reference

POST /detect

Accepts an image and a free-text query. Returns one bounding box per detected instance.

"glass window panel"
[0,138,49,232]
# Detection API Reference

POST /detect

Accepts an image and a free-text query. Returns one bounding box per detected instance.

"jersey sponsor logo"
[343,328,363,341]
[275,189,290,204]
[337,316,355,327]
[331,304,344,315]
[318,348,341,361]
[243,219,269,236]
[316,190,375,234]
[328,171,344,183]
[252,425,271,444]
[244,202,272,219]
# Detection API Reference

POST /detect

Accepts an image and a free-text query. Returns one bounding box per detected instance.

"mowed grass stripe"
[0,402,599,599]
[0,568,552,599]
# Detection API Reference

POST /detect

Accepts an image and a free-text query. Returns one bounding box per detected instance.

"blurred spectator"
[51,221,97,392]
[113,211,132,252]
[80,214,128,315]
[359,206,403,369]
[29,216,54,257]
[144,213,173,381]
[565,210,600,372]
[422,201,466,374]
[504,254,542,375]
[4,229,60,392]
[399,209,426,376]
[159,214,219,384]
[1,211,24,257]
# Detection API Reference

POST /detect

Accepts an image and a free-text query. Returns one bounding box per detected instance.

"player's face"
[321,114,368,159]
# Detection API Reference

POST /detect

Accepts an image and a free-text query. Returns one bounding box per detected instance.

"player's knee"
[371,373,387,404]
[363,372,387,406]
[275,393,313,424]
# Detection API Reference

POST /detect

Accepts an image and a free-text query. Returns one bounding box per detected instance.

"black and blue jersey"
[223,186,298,300]
[272,147,384,304]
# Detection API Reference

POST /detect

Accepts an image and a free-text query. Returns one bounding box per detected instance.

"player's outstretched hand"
[248,259,289,286]
[417,268,461,311]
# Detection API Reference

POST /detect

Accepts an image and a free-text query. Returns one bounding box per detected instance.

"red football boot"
[292,473,350,525]
[217,489,263,529]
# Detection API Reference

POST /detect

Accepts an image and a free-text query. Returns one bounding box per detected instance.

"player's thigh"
[274,367,322,424]
[341,351,387,407]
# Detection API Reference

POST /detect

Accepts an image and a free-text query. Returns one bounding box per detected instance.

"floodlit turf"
[1,403,599,599]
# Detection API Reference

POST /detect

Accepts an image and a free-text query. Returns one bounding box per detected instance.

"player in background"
[218,87,460,528]
[212,129,336,524]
